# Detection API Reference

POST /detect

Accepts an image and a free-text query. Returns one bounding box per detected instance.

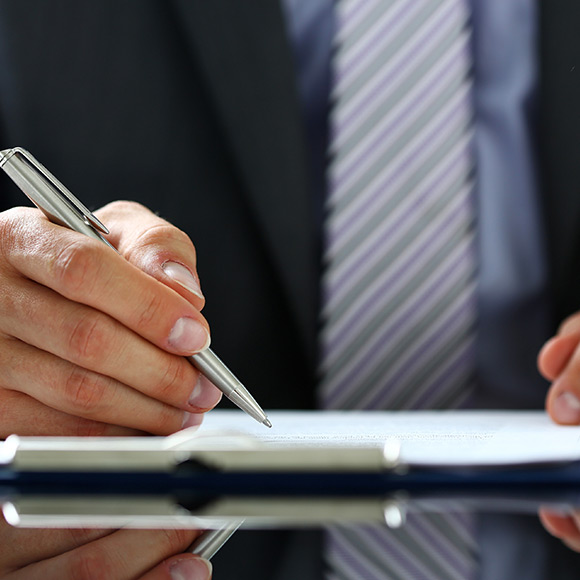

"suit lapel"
[171,0,319,363]
[539,0,580,323]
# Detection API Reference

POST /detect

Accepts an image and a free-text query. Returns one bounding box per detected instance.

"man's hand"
[538,313,580,425]
[539,508,580,553]
[0,514,212,579]
[0,201,222,438]
[538,313,580,550]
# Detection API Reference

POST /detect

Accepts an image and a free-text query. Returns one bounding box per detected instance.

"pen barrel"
[187,350,269,424]
[0,148,114,249]
[188,349,239,397]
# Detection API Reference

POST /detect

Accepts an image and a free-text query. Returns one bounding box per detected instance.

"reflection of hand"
[0,515,211,579]
[0,201,222,438]
[539,313,580,425]
[539,508,580,553]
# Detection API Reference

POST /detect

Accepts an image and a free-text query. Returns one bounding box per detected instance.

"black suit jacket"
[1,2,580,579]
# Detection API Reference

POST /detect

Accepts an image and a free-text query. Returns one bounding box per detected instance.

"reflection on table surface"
[3,494,580,580]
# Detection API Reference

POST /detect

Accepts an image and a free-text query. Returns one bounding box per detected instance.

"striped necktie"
[319,1,478,578]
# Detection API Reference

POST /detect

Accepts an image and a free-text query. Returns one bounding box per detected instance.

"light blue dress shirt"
[471,0,551,408]
[282,0,551,409]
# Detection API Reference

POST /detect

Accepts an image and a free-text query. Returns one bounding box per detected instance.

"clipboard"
[3,412,580,530]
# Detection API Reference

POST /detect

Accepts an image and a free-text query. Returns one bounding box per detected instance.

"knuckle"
[0,211,15,254]
[103,199,144,214]
[568,355,580,380]
[139,222,190,248]
[159,528,193,553]
[63,367,108,416]
[559,315,580,336]
[156,356,192,403]
[72,417,110,437]
[62,527,105,549]
[152,403,183,435]
[135,289,166,329]
[66,312,109,363]
[67,544,114,580]
[0,207,30,261]
[127,222,197,265]
[50,239,101,298]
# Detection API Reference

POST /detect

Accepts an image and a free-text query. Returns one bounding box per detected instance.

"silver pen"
[0,147,271,428]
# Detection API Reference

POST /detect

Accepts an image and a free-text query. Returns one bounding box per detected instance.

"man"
[1,1,580,579]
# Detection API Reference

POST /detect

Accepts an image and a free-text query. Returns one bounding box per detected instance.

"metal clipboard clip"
[0,433,406,558]
[0,431,406,523]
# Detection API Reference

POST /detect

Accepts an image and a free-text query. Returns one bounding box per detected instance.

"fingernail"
[162,261,204,299]
[170,557,212,580]
[553,391,580,424]
[188,375,223,411]
[182,411,204,430]
[168,317,210,354]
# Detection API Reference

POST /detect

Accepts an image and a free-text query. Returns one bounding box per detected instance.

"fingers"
[0,389,143,438]
[538,334,580,382]
[0,205,222,436]
[1,507,210,580]
[539,313,580,425]
[0,514,112,575]
[558,315,580,337]
[5,528,205,580]
[3,207,210,357]
[2,278,221,414]
[539,508,580,552]
[1,338,195,435]
[538,313,580,381]
[1,340,207,436]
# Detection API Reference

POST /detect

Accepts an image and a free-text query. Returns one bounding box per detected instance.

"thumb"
[95,201,205,309]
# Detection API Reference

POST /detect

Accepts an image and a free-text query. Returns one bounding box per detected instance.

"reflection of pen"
[189,521,244,560]
[0,147,271,428]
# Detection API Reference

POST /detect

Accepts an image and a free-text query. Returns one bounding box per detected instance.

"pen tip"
[263,418,273,428]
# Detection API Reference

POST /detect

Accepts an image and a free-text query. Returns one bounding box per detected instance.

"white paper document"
[199,410,580,467]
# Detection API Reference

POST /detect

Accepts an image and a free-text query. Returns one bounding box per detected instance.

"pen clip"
[0,147,109,235]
